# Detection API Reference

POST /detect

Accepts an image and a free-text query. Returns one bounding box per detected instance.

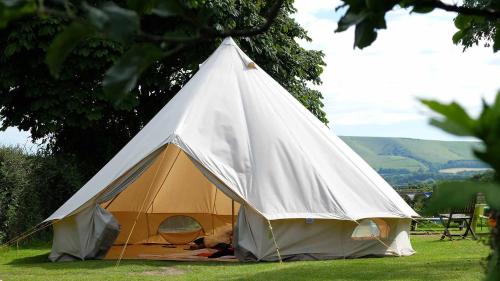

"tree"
[453,0,498,50]
[335,0,500,51]
[333,1,500,279]
[0,0,326,176]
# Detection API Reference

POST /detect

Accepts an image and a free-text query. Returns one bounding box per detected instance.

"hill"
[340,136,490,186]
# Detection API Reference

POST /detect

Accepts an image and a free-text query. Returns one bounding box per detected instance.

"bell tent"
[45,37,418,262]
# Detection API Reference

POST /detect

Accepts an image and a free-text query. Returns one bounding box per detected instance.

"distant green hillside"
[340,136,489,186]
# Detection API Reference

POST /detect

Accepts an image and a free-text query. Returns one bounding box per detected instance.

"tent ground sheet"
[105,244,237,262]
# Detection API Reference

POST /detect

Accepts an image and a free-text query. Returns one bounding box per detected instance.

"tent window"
[158,215,204,244]
[351,219,390,240]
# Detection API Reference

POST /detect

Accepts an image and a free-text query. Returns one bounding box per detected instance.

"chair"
[438,198,477,240]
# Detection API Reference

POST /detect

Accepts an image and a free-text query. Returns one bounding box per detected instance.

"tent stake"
[267,220,283,263]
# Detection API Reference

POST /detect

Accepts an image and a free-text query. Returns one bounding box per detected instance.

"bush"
[0,146,84,243]
[31,152,83,224]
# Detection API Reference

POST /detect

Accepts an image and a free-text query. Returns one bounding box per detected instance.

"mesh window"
[351,219,389,240]
[158,215,203,233]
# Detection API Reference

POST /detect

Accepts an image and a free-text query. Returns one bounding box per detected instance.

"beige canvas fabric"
[49,206,119,261]
[46,38,417,262]
[236,206,414,261]
[101,145,239,245]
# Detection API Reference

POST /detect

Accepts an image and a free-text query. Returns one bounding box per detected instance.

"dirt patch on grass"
[136,267,186,276]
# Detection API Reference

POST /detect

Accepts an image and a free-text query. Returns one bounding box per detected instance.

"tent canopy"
[46,37,417,224]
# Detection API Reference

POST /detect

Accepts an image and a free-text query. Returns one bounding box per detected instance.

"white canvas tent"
[46,37,418,262]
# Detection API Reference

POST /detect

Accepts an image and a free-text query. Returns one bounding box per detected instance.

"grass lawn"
[0,235,489,281]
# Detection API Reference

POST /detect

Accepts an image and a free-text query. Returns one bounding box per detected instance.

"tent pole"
[267,220,283,263]
[142,148,182,243]
[115,148,169,267]
[211,188,218,235]
[231,200,235,236]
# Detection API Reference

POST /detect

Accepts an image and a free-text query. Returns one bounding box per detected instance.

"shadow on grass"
[427,237,483,243]
[5,236,485,281]
[228,259,483,281]
[6,252,251,270]
[6,254,484,280]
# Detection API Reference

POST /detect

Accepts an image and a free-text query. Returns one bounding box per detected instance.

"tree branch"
[139,0,285,43]
[35,0,285,45]
[215,0,285,37]
[421,0,500,19]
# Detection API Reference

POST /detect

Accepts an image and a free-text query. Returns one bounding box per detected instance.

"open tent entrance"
[100,144,240,260]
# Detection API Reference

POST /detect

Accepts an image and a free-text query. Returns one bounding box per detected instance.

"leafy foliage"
[0,1,326,175]
[0,0,35,28]
[335,0,399,49]
[102,43,163,104]
[453,0,498,51]
[0,0,297,104]
[335,0,500,52]
[46,22,95,77]
[0,146,39,242]
[421,94,500,280]
[0,146,83,243]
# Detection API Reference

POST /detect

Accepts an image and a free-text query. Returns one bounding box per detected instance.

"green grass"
[0,236,489,281]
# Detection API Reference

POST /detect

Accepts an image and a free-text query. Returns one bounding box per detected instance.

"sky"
[1,1,500,146]
[293,0,500,140]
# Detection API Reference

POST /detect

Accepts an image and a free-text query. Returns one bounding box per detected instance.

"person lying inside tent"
[189,224,234,258]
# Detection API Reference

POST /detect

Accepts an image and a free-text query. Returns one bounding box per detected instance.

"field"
[340,136,489,185]
[439,168,491,174]
[0,235,489,281]
[341,136,484,172]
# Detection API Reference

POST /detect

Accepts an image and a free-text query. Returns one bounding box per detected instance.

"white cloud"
[293,0,500,138]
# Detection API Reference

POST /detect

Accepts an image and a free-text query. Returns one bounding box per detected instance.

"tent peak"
[221,37,237,46]
[218,37,257,70]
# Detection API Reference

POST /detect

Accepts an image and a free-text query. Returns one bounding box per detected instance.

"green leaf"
[3,43,17,56]
[45,22,95,77]
[354,20,377,49]
[452,30,464,45]
[336,10,369,32]
[454,15,472,29]
[493,23,500,52]
[102,43,163,106]
[152,0,185,18]
[0,0,36,28]
[127,0,156,14]
[83,2,139,43]
[424,181,500,216]
[423,181,478,215]
[411,5,434,14]
[486,251,500,281]
[365,0,398,12]
[420,99,476,136]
